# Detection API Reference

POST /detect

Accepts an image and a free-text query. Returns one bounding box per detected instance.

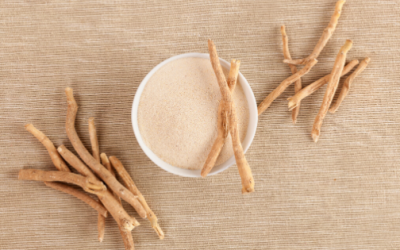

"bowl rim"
[131,52,258,177]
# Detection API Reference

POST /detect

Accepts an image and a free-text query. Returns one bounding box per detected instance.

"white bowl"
[132,53,258,177]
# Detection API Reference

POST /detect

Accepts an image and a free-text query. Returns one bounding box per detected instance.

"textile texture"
[1,0,399,249]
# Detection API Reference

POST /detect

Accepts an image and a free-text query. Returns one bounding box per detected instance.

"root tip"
[311,130,320,143]
[242,184,255,194]
[200,170,208,178]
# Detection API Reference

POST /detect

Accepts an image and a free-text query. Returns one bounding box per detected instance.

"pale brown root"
[100,153,119,200]
[119,228,135,250]
[64,87,146,218]
[102,153,137,248]
[292,78,302,123]
[208,40,232,101]
[329,57,371,113]
[281,25,302,123]
[99,156,141,232]
[44,181,107,217]
[109,156,165,239]
[18,169,106,194]
[58,145,106,239]
[101,153,116,179]
[258,58,317,116]
[25,124,70,172]
[227,59,241,92]
[58,145,97,179]
[86,118,105,244]
[97,189,139,232]
[201,102,228,177]
[101,154,123,211]
[312,39,353,142]
[96,155,141,232]
[208,40,254,193]
[88,117,100,163]
[284,0,346,65]
[97,212,105,242]
[287,59,359,111]
[229,100,254,194]
[201,59,240,177]
[29,144,138,232]
[26,124,104,241]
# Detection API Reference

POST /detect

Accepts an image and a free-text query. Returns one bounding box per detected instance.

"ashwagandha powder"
[138,57,249,170]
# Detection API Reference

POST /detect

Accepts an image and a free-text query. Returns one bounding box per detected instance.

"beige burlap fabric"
[1,0,399,249]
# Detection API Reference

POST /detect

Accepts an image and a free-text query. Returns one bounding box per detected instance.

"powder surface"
[138,57,249,170]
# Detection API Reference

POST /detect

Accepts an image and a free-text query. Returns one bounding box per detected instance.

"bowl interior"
[132,53,258,177]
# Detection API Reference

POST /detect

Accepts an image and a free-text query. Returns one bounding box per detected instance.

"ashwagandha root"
[88,117,105,243]
[258,58,318,116]
[329,57,371,113]
[18,169,106,194]
[109,156,164,240]
[25,124,70,172]
[311,39,353,142]
[281,25,302,123]
[64,87,146,218]
[25,124,107,240]
[97,190,139,232]
[88,117,100,162]
[58,145,97,179]
[201,59,240,177]
[102,155,139,227]
[100,153,119,201]
[201,102,228,177]
[208,40,254,194]
[97,212,105,243]
[119,228,135,250]
[284,0,346,65]
[57,145,140,232]
[44,181,108,217]
[287,59,359,111]
[227,59,241,92]
[101,153,136,250]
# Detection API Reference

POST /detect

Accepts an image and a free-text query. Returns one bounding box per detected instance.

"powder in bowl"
[138,57,249,170]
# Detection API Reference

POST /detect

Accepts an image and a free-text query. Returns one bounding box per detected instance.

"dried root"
[287,59,359,111]
[329,57,371,113]
[258,58,317,115]
[110,156,164,239]
[281,25,302,123]
[284,0,346,65]
[88,117,105,242]
[201,102,229,177]
[58,145,97,180]
[201,59,240,177]
[227,59,241,92]
[89,117,100,162]
[18,169,106,194]
[25,124,70,172]
[311,39,353,142]
[64,87,146,218]
[102,153,136,249]
[57,145,139,232]
[208,39,254,193]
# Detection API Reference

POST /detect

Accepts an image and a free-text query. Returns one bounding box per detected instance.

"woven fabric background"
[1,0,399,249]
